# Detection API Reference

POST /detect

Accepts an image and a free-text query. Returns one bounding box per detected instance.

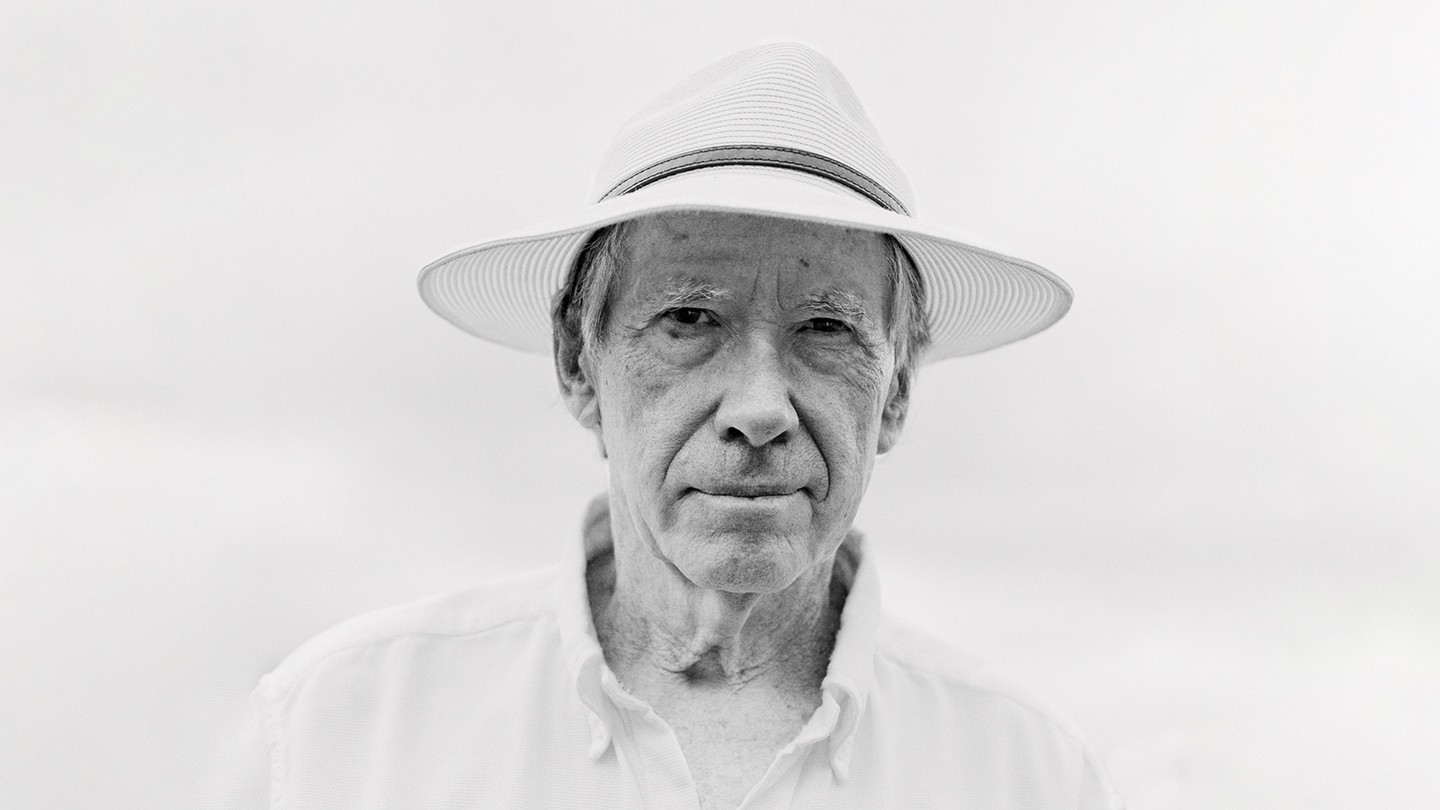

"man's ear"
[876,367,911,455]
[555,332,601,432]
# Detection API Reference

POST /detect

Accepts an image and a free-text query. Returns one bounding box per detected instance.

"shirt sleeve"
[200,680,276,810]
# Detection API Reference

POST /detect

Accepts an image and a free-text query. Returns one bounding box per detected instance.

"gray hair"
[551,218,932,398]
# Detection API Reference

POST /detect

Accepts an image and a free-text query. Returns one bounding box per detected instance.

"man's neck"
[583,509,845,698]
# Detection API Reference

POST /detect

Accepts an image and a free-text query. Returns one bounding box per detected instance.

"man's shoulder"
[264,565,562,692]
[871,615,1123,808]
[873,614,1091,743]
[874,614,1017,689]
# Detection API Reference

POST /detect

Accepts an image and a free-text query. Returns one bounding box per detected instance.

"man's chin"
[669,537,810,594]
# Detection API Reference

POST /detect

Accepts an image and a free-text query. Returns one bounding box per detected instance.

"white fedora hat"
[418,42,1072,362]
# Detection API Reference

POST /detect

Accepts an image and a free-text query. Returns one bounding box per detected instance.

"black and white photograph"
[4,2,1436,808]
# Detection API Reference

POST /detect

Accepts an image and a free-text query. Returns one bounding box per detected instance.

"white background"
[3,1,1437,807]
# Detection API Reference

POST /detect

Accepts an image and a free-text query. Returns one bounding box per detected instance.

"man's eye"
[806,317,849,334]
[667,308,711,326]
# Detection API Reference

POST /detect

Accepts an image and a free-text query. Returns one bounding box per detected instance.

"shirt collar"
[819,531,880,779]
[554,494,881,778]
[554,495,616,759]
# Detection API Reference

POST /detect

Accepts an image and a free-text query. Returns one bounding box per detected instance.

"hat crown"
[589,42,917,214]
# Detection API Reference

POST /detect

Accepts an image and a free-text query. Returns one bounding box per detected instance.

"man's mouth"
[695,484,800,498]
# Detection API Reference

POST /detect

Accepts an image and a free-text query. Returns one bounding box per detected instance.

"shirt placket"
[734,690,844,809]
[600,669,702,810]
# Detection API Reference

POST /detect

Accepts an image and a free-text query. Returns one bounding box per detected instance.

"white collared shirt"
[211,514,1122,809]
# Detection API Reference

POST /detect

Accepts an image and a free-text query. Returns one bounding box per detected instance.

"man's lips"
[691,484,802,498]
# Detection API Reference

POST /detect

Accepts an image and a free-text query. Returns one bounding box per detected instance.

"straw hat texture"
[418,42,1072,362]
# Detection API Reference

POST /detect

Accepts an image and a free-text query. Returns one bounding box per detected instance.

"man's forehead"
[625,210,887,253]
[614,212,893,304]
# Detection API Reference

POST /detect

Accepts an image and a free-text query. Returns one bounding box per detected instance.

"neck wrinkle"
[564,494,879,773]
[584,495,845,694]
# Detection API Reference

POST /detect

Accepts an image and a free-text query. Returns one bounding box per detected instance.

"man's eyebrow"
[796,289,875,326]
[634,279,731,313]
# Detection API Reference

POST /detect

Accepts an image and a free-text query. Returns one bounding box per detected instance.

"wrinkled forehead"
[613,211,894,315]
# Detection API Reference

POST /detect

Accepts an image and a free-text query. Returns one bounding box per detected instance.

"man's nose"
[713,338,800,447]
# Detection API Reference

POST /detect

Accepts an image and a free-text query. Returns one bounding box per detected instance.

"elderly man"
[217,43,1121,809]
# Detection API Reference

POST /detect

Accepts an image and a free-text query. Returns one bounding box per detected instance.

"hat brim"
[417,167,1072,363]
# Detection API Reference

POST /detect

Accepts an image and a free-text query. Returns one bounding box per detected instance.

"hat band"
[599,145,911,216]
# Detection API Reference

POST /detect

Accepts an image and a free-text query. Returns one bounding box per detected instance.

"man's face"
[580,211,905,594]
